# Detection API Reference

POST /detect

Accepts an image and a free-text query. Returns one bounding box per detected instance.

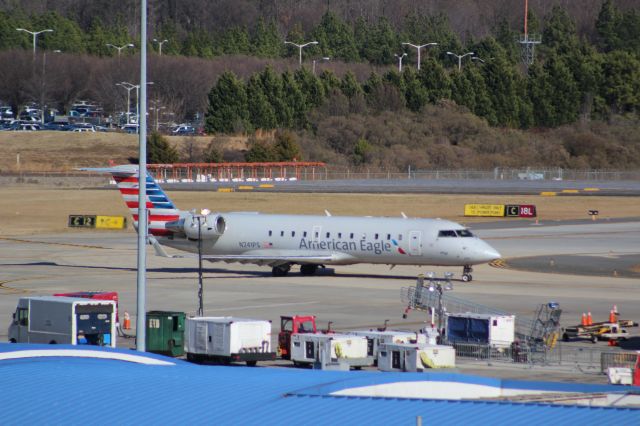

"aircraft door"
[409,230,422,255]
[312,226,322,242]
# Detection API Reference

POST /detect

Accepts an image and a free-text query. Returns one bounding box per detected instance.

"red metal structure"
[147,162,326,182]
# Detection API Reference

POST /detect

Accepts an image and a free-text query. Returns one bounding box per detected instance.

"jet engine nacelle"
[183,213,226,240]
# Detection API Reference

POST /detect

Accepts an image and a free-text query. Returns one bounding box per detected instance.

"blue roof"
[1,344,638,425]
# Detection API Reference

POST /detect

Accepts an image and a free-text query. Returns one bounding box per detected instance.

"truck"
[277,315,317,360]
[445,313,515,348]
[8,296,116,347]
[184,317,275,366]
[290,333,370,369]
[562,322,633,343]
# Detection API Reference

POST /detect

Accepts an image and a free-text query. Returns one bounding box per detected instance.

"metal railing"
[451,340,636,372]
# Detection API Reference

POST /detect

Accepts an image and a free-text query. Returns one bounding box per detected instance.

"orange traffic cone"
[587,312,593,326]
[123,312,131,330]
[581,313,587,326]
[609,310,617,323]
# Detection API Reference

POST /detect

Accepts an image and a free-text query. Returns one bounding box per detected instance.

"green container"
[145,311,185,357]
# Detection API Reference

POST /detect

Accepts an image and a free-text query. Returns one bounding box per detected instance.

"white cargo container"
[291,333,370,368]
[347,330,422,360]
[8,296,116,347]
[378,343,456,371]
[446,313,515,347]
[185,317,275,366]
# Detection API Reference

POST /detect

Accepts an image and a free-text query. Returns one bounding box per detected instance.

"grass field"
[1,187,636,236]
[0,131,244,172]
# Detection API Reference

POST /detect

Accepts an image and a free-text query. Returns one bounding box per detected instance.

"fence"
[451,340,637,373]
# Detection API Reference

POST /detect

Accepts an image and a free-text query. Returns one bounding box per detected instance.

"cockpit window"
[438,230,457,237]
[455,229,474,237]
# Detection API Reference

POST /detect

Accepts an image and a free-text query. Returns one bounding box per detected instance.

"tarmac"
[1,217,639,384]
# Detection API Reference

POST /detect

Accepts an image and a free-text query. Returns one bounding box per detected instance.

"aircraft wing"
[149,237,352,266]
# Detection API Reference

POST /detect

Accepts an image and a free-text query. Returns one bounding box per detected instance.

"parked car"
[121,124,139,134]
[69,123,96,132]
[43,121,72,131]
[171,125,196,135]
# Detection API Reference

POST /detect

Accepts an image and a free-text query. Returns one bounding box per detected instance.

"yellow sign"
[259,184,274,188]
[217,188,234,193]
[95,216,126,229]
[540,192,557,196]
[238,186,254,190]
[464,204,505,217]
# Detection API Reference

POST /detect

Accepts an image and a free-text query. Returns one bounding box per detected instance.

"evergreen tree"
[182,29,215,58]
[0,11,27,50]
[246,74,277,130]
[596,0,622,52]
[600,50,640,113]
[203,139,223,163]
[245,138,276,162]
[281,71,308,129]
[542,6,579,55]
[319,70,341,94]
[402,68,428,112]
[259,66,291,127]
[339,71,362,98]
[32,11,85,53]
[359,17,398,65]
[205,71,249,134]
[273,130,302,161]
[294,68,325,108]
[220,26,251,55]
[252,18,282,58]
[311,12,358,62]
[86,18,111,56]
[418,58,451,103]
[482,57,522,127]
[147,132,179,164]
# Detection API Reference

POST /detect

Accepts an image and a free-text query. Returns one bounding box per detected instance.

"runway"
[1,219,638,341]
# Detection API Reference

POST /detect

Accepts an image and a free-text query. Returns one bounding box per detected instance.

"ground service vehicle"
[8,296,116,347]
[290,333,370,369]
[53,291,119,322]
[278,315,317,359]
[185,317,275,366]
[446,313,515,348]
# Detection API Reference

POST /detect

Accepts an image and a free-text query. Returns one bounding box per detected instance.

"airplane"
[82,165,501,281]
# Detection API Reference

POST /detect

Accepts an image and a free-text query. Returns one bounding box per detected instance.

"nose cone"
[477,241,501,263]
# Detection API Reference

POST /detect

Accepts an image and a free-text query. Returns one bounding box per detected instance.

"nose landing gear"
[462,265,473,282]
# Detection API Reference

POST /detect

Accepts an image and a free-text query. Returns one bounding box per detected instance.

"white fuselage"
[159,213,500,267]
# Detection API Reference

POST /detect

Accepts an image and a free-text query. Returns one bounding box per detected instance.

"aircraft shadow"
[1,261,433,280]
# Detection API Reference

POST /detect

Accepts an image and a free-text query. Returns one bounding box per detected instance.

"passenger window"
[350,233,354,239]
[268,230,272,237]
[314,231,319,238]
[326,232,330,238]
[291,231,295,237]
[18,308,29,326]
[280,231,284,237]
[398,234,403,241]
[387,234,391,240]
[303,231,307,237]
[438,230,458,237]
[374,233,379,240]
[338,233,342,239]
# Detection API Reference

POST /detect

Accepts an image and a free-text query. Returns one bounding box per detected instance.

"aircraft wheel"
[300,264,318,276]
[462,274,472,282]
[272,264,290,277]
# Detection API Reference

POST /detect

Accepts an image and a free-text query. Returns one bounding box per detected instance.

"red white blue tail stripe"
[81,165,180,236]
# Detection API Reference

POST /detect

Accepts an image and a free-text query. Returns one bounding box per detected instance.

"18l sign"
[505,205,536,218]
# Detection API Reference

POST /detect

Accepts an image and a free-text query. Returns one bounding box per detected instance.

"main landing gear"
[271,264,291,277]
[462,265,473,282]
[300,264,319,276]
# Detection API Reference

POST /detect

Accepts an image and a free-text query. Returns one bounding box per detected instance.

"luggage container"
[347,330,422,362]
[185,317,275,366]
[146,311,185,357]
[290,333,371,369]
[446,313,515,347]
[378,343,456,372]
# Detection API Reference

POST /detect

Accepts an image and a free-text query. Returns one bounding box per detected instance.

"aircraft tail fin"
[81,165,180,236]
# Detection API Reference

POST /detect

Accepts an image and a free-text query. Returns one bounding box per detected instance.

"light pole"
[402,42,438,70]
[41,49,61,124]
[16,28,53,57]
[134,82,154,132]
[312,57,330,75]
[284,40,318,66]
[394,52,407,72]
[153,38,168,56]
[106,43,134,57]
[446,51,475,71]
[116,82,135,125]
[471,56,486,64]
